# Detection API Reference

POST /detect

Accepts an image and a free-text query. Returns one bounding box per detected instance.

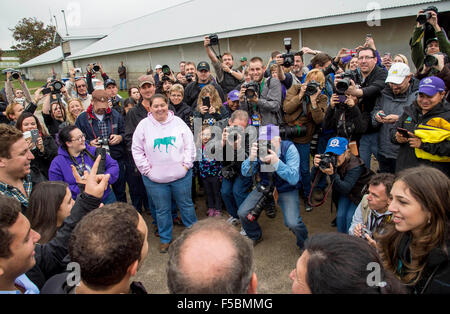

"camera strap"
[307,170,335,208]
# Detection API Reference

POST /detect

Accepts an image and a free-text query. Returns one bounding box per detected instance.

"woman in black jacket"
[16,112,58,182]
[169,84,193,129]
[377,166,450,294]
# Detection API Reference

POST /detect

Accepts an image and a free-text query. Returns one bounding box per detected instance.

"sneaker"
[159,242,170,254]
[252,236,263,246]
[240,227,247,236]
[226,216,240,226]
[214,210,222,217]
[265,205,276,219]
[207,208,215,217]
[330,217,337,227]
[173,217,183,226]
[304,200,313,212]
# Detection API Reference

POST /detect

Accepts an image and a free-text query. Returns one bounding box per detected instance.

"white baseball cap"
[155,64,162,69]
[385,62,411,85]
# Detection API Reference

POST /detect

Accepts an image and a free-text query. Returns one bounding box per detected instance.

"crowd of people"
[0,6,449,294]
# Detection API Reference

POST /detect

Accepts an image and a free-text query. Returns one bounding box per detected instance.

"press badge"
[251,114,261,127]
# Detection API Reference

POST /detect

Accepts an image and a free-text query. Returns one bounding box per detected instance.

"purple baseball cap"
[228,90,239,102]
[419,76,445,96]
[258,124,280,140]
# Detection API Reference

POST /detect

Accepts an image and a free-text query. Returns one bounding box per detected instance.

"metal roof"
[56,27,113,41]
[18,46,63,68]
[67,0,447,60]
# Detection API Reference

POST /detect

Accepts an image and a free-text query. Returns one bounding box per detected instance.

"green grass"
[0,72,46,92]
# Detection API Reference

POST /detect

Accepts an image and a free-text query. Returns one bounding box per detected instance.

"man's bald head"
[167,218,254,294]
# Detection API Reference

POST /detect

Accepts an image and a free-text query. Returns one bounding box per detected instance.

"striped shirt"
[0,175,33,210]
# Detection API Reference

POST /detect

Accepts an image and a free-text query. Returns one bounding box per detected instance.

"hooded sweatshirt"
[132,111,196,183]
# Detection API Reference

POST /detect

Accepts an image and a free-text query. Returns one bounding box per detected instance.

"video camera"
[318,153,337,171]
[242,81,259,99]
[281,38,295,68]
[335,70,361,95]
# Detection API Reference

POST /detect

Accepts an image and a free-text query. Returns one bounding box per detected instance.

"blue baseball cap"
[228,90,239,102]
[258,124,280,140]
[325,137,349,156]
[419,76,445,96]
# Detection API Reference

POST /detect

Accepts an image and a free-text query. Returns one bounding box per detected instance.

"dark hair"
[368,173,395,198]
[68,202,144,289]
[0,123,24,159]
[310,53,332,69]
[27,181,69,244]
[357,47,377,58]
[294,51,304,62]
[0,195,21,258]
[15,112,49,137]
[127,86,139,97]
[167,218,254,294]
[50,101,67,122]
[150,93,168,106]
[304,233,406,294]
[58,125,78,150]
[250,56,264,65]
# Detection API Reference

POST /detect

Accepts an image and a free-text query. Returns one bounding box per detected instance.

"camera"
[97,137,110,146]
[226,125,243,146]
[257,140,272,160]
[208,34,219,46]
[42,80,64,95]
[221,163,238,180]
[279,124,307,140]
[92,63,100,72]
[318,153,337,170]
[242,81,259,99]
[424,54,438,68]
[416,11,432,25]
[335,70,360,95]
[185,73,194,83]
[246,184,274,222]
[281,38,295,67]
[305,80,321,96]
[10,70,20,80]
[162,65,171,76]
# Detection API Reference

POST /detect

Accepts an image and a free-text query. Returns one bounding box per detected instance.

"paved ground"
[135,191,336,294]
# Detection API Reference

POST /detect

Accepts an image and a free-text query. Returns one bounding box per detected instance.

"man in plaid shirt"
[0,124,35,212]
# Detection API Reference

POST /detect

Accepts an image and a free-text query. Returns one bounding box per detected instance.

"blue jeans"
[103,190,117,205]
[294,143,311,197]
[238,188,308,249]
[142,175,179,226]
[221,174,252,218]
[143,170,198,243]
[359,132,379,169]
[120,78,127,90]
[337,195,358,233]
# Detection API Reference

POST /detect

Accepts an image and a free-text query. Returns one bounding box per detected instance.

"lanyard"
[70,152,86,177]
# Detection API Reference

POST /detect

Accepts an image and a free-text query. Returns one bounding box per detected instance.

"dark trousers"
[377,154,396,174]
[202,176,222,210]
[125,154,149,212]
[112,157,127,203]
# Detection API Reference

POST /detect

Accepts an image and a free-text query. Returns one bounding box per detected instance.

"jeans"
[103,190,117,205]
[143,169,198,244]
[238,188,308,249]
[359,133,379,170]
[337,195,358,233]
[294,143,311,197]
[377,154,396,174]
[111,157,127,203]
[125,155,149,212]
[221,174,252,218]
[120,78,127,90]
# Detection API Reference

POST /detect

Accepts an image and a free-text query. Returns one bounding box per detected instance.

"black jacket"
[183,80,226,108]
[41,272,148,294]
[30,135,58,180]
[390,100,450,176]
[359,65,388,134]
[124,101,149,153]
[170,101,193,129]
[323,104,365,141]
[25,192,102,290]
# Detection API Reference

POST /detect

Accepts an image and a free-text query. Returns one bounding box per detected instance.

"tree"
[9,17,57,63]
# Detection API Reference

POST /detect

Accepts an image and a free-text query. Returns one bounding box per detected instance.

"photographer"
[390,76,450,177]
[183,61,226,108]
[239,57,283,127]
[65,68,92,110]
[371,62,419,173]
[415,52,450,101]
[5,71,33,109]
[193,85,229,127]
[410,7,450,71]
[75,90,127,203]
[348,173,395,248]
[204,36,243,94]
[312,137,373,233]
[104,78,125,115]
[344,47,388,169]
[41,89,69,140]
[283,69,328,211]
[209,111,253,226]
[238,124,308,248]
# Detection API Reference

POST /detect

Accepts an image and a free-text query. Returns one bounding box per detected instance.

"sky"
[0,0,189,50]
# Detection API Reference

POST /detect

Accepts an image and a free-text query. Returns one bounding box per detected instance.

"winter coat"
[170,100,193,129]
[30,135,58,180]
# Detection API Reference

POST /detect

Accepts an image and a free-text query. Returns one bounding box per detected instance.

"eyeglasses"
[357,56,376,61]
[72,134,85,142]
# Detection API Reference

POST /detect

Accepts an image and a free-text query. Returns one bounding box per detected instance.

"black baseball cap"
[197,61,210,72]
[104,78,117,88]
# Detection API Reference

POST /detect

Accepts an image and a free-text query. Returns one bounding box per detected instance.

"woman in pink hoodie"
[132,94,197,253]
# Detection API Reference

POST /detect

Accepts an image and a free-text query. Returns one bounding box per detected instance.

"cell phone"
[378,112,387,118]
[384,53,392,59]
[30,129,40,144]
[366,34,372,38]
[202,96,210,108]
[397,127,410,138]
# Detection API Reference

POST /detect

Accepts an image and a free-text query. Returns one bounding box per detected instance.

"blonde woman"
[66,98,84,124]
[393,54,409,66]
[193,84,229,126]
